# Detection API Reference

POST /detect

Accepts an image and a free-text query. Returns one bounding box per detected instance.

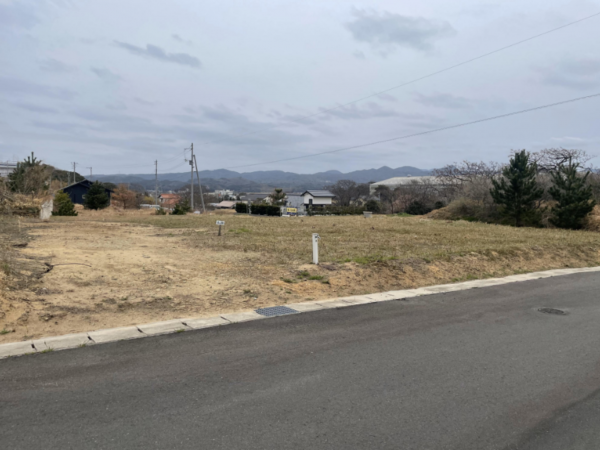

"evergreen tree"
[8,152,41,193]
[549,159,596,229]
[269,188,286,206]
[84,182,110,210]
[52,191,78,216]
[171,200,191,215]
[490,150,544,227]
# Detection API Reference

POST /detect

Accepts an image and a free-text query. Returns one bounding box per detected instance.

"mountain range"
[91,166,431,193]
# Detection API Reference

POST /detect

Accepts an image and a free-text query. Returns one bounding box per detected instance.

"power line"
[197,11,600,148]
[223,92,600,170]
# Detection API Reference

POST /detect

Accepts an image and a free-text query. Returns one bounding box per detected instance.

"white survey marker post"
[216,220,225,236]
[312,233,320,265]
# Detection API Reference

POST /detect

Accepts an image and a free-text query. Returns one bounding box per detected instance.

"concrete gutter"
[1,266,599,359]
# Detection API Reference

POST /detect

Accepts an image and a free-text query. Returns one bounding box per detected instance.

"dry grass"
[2,210,597,344]
[60,213,600,266]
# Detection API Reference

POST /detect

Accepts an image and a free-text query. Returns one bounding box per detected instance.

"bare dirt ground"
[1,210,599,344]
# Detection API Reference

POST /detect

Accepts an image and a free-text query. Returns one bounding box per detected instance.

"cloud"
[39,58,76,73]
[413,92,471,109]
[12,102,59,114]
[0,1,39,29]
[318,102,399,120]
[114,41,202,68]
[541,58,600,90]
[352,50,366,60]
[91,67,122,82]
[345,9,455,53]
[0,77,75,100]
[377,93,397,102]
[134,97,155,106]
[172,34,193,45]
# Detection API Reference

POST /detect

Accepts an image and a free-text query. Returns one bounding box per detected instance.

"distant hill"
[92,166,430,192]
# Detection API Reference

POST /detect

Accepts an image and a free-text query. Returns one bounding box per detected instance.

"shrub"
[405,200,432,215]
[251,204,281,216]
[52,191,78,216]
[309,205,365,216]
[236,203,248,213]
[155,207,167,215]
[364,199,382,214]
[171,200,191,215]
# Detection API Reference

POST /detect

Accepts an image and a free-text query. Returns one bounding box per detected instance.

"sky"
[1,0,600,175]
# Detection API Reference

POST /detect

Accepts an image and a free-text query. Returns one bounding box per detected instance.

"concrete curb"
[1,266,599,359]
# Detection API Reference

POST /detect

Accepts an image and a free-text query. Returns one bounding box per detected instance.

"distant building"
[369,176,438,195]
[158,193,181,209]
[0,161,17,178]
[215,201,236,209]
[62,180,113,205]
[213,189,235,199]
[300,190,334,207]
[242,193,272,203]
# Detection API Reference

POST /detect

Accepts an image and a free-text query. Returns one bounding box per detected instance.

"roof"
[159,194,180,199]
[216,201,236,208]
[370,176,437,186]
[63,179,113,192]
[301,190,334,197]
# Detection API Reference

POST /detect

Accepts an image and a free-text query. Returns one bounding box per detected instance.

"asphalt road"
[2,272,600,449]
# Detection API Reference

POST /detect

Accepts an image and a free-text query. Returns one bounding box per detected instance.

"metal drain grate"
[255,306,299,317]
[538,307,567,315]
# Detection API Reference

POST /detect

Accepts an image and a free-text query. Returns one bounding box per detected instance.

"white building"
[369,176,438,195]
[0,162,17,178]
[300,190,334,207]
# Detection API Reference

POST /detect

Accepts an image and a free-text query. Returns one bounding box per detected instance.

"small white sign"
[216,220,225,226]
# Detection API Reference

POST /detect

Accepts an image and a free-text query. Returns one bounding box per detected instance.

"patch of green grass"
[40,348,54,354]
[0,329,11,335]
[176,329,186,333]
[1,262,10,276]
[281,278,294,284]
[308,275,325,281]
[297,270,310,278]
[229,227,251,234]
[78,343,87,348]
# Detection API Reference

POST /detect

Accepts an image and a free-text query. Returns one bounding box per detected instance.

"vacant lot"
[1,210,599,343]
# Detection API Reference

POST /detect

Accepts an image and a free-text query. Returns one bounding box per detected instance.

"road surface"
[2,272,600,449]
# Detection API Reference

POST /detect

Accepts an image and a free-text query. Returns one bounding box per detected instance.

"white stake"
[312,233,320,265]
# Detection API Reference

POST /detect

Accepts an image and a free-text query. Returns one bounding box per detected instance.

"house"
[62,180,113,205]
[158,193,181,209]
[300,190,334,208]
[241,193,272,204]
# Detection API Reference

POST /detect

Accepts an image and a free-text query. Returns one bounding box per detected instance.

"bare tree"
[326,180,358,206]
[521,148,594,173]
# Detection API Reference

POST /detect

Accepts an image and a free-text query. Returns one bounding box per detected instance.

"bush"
[171,200,191,215]
[84,182,110,210]
[309,205,365,216]
[236,203,248,213]
[52,191,78,216]
[428,198,500,223]
[364,199,382,214]
[405,200,432,215]
[155,207,167,215]
[251,204,281,216]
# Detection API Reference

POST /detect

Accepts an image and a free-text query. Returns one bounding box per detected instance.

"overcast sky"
[1,0,600,175]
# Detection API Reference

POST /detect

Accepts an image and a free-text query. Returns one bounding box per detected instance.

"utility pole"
[154,160,158,205]
[193,154,206,214]
[87,167,92,179]
[72,162,77,185]
[189,143,194,211]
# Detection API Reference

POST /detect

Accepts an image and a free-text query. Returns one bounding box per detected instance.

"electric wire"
[196,11,600,148]
[223,92,600,170]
